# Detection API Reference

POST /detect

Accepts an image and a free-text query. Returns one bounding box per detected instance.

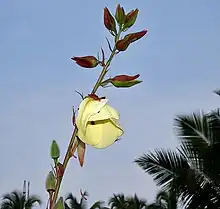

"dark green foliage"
[135,109,220,208]
[0,190,41,209]
[108,194,147,209]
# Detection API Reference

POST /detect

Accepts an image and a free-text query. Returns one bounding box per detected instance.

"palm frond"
[0,201,13,209]
[174,112,211,170]
[90,201,105,209]
[154,190,168,207]
[213,89,220,96]
[108,194,126,209]
[126,194,147,209]
[25,195,41,209]
[65,193,82,209]
[135,149,189,189]
[1,191,25,209]
[147,203,164,209]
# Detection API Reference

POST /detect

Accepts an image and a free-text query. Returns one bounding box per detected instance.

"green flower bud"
[50,140,60,163]
[115,4,125,26]
[123,9,139,31]
[45,171,56,193]
[53,197,65,209]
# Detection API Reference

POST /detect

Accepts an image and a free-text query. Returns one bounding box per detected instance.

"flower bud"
[111,74,142,88]
[112,74,140,81]
[77,139,86,167]
[123,9,139,30]
[50,140,60,163]
[53,197,65,209]
[71,56,99,68]
[104,7,117,35]
[111,79,142,88]
[116,30,147,52]
[124,30,148,43]
[101,74,142,88]
[115,4,125,26]
[45,171,56,193]
[115,38,131,51]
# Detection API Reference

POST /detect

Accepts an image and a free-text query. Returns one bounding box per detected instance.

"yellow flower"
[76,96,123,149]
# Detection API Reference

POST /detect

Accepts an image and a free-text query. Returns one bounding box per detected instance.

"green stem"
[92,31,121,93]
[51,30,122,207]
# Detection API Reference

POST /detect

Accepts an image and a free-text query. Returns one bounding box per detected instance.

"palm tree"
[0,190,41,209]
[108,194,147,209]
[126,194,147,209]
[147,190,177,209]
[135,100,220,208]
[65,191,107,209]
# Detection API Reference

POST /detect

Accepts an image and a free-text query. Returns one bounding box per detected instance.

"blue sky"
[0,0,220,207]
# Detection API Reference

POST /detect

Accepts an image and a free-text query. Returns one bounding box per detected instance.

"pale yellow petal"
[85,119,123,149]
[88,103,120,122]
[77,128,86,144]
[88,106,112,122]
[110,118,124,132]
[105,104,120,120]
[76,97,91,134]
[86,99,108,114]
[81,99,108,131]
[83,121,102,146]
[76,97,108,135]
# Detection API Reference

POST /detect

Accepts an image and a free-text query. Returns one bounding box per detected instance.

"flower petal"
[85,119,123,149]
[76,97,108,135]
[105,105,120,120]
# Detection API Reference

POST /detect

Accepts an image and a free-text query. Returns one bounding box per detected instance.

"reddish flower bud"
[104,7,117,34]
[71,56,99,68]
[123,9,139,30]
[112,74,140,81]
[115,38,131,51]
[116,30,147,52]
[124,30,148,43]
[115,4,125,26]
[101,74,142,88]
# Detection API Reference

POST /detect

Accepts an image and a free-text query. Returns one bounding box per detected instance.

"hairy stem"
[51,30,121,207]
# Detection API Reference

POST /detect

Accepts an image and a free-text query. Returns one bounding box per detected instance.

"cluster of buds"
[104,4,147,52]
[105,5,139,33]
[71,4,147,70]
